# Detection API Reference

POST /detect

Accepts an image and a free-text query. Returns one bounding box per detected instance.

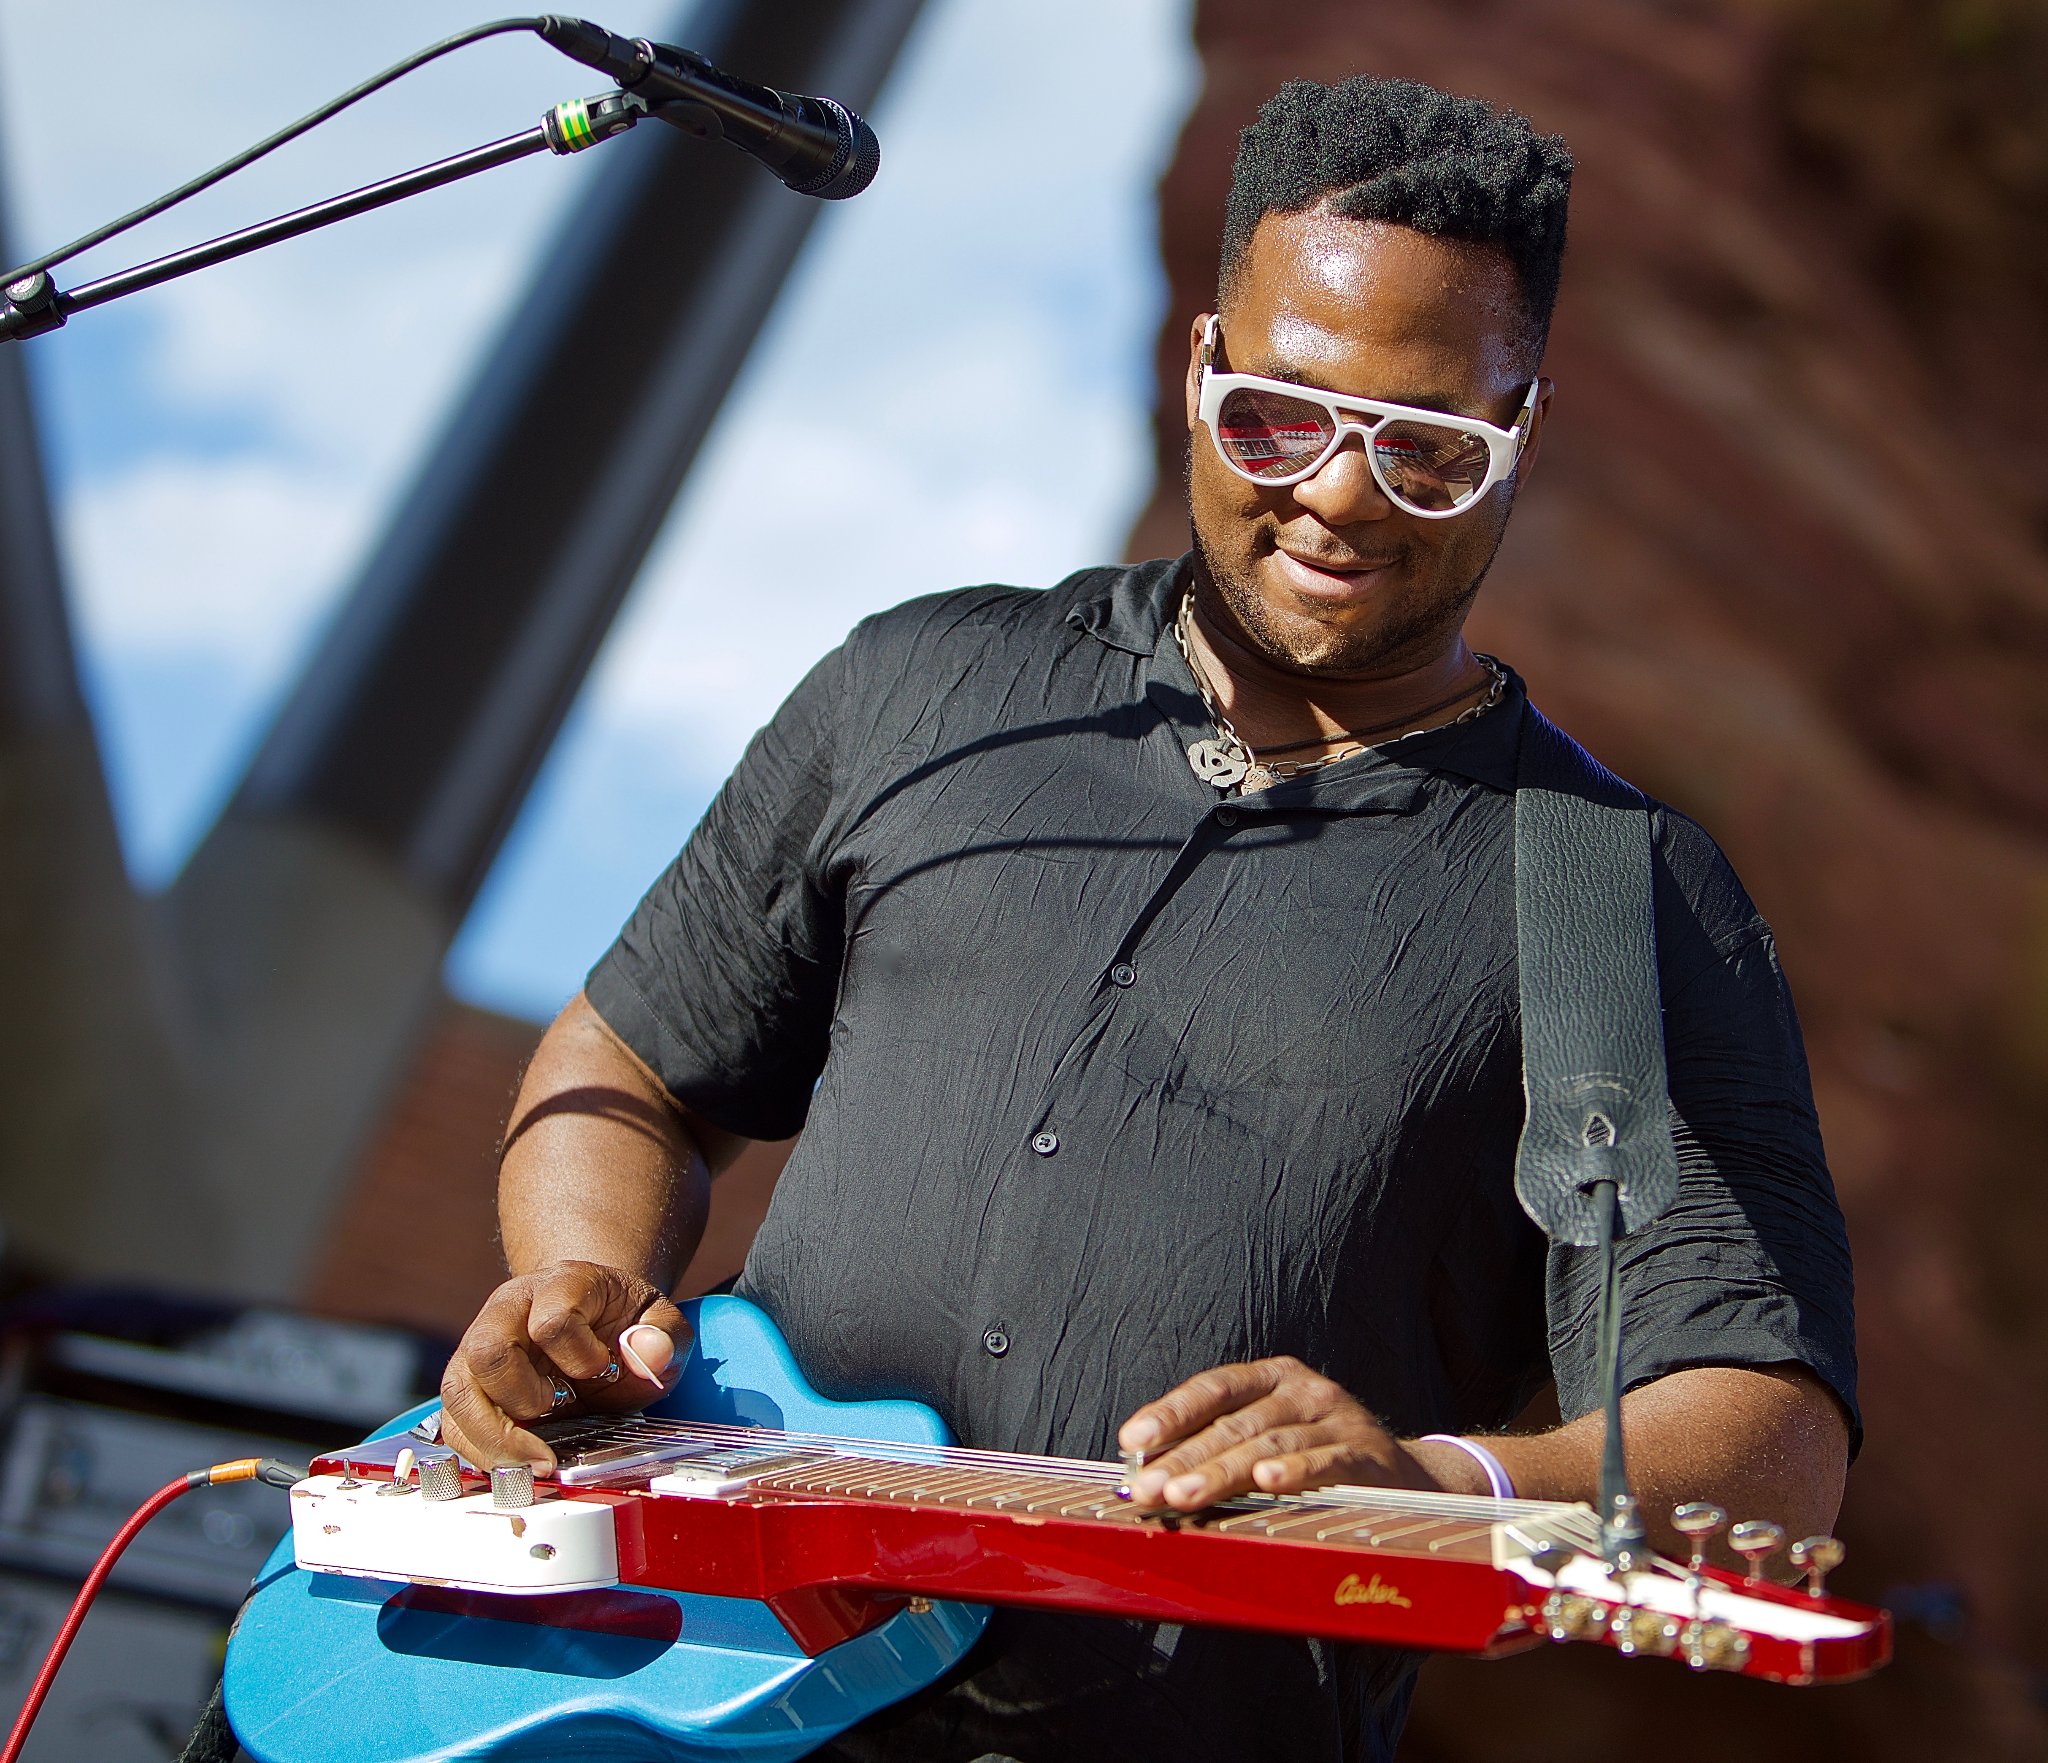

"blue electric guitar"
[223,1296,989,1762]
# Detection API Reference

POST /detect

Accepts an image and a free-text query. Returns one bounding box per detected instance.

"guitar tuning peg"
[1671,1501,1726,1574]
[1788,1534,1845,1597]
[1729,1519,1786,1585]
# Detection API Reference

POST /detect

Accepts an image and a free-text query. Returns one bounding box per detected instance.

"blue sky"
[0,0,1197,1019]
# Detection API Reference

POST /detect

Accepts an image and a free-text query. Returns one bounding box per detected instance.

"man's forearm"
[498,991,717,1287]
[1412,1363,1849,1562]
[436,992,729,1469]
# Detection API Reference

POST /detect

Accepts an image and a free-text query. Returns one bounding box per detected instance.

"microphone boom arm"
[2,14,884,343]
[0,91,643,345]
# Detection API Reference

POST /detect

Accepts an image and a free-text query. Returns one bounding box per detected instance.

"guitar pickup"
[648,1448,831,1498]
[551,1437,732,1487]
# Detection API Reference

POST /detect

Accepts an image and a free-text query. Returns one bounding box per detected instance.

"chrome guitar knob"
[1671,1501,1726,1574]
[418,1456,464,1502]
[1728,1519,1785,1585]
[1788,1534,1845,1597]
[490,1464,536,1510]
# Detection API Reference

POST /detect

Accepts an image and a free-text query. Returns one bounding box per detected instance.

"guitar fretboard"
[533,1414,1601,1563]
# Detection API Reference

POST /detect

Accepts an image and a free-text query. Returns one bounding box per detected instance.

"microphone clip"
[541,90,649,157]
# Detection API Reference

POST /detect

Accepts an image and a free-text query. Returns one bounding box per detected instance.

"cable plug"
[536,16,653,85]
[195,1457,308,1490]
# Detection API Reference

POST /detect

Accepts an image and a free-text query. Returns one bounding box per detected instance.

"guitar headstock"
[1512,1504,1890,1685]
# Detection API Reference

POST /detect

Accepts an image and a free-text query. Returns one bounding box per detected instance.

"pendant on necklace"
[1241,764,1279,795]
[1186,737,1250,789]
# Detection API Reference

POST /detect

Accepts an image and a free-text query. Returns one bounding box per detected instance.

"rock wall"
[1126,2,2048,1753]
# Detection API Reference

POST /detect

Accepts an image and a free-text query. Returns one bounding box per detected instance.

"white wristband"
[1417,1433,1515,1500]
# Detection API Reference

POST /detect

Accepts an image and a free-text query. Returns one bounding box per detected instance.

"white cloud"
[140,232,537,472]
[61,453,362,670]
[0,2,631,256]
[577,0,1199,771]
[0,0,1201,1012]
[591,304,1153,749]
[0,0,635,821]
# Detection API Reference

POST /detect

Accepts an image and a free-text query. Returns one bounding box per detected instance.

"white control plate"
[290,1474,620,1595]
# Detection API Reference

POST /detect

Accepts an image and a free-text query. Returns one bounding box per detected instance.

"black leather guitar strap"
[1511,702,1680,1246]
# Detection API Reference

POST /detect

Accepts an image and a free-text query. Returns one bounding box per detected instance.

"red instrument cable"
[0,1455,303,1763]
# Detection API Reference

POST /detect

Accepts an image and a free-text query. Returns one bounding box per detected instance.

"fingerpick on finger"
[619,1323,675,1383]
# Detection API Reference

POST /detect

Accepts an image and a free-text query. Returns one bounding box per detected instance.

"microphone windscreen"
[785,102,880,200]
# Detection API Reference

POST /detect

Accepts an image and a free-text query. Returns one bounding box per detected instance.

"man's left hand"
[1118,1358,1430,1511]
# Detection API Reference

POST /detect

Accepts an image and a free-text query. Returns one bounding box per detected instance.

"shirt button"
[1216,807,1239,827]
[1110,962,1137,988]
[1030,1130,1060,1156]
[982,1328,1010,1358]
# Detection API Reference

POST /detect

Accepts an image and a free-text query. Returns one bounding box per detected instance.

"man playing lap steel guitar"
[438,76,1856,1762]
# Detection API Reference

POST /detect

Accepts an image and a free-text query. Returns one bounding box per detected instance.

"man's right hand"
[438,1260,689,1471]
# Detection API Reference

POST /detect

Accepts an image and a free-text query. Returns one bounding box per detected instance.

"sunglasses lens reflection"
[1215,387,1334,480]
[1215,386,1494,514]
[1371,421,1492,512]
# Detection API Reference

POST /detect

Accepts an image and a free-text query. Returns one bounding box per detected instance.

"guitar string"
[590,1423,1601,1557]
[543,1413,1143,1477]
[555,1413,1270,1484]
[550,1412,1556,1509]
[554,1413,1398,1491]
[621,1424,1603,1559]
[375,1419,1609,1559]
[539,1415,1600,1537]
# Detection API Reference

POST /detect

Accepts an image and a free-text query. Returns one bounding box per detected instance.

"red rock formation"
[1128,2,2048,1753]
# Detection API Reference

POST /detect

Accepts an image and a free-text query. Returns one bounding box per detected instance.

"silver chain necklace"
[1174,587,1506,795]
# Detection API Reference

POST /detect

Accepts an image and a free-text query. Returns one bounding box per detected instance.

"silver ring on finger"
[593,1357,621,1385]
[547,1372,576,1412]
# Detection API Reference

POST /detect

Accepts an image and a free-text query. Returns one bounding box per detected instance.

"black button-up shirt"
[587,555,1856,1762]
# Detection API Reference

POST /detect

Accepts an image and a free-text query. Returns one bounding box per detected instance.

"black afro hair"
[1220,76,1573,360]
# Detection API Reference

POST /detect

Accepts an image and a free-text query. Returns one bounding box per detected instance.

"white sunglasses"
[1195,316,1538,519]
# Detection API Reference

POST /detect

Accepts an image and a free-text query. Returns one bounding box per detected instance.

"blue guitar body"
[222,1297,988,1761]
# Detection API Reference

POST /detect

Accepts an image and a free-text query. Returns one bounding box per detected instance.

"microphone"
[536,16,880,199]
